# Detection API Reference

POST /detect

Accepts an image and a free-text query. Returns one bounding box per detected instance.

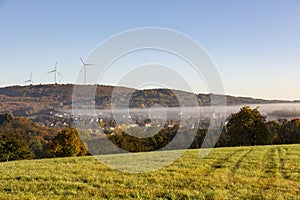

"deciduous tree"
[0,132,34,162]
[48,128,88,157]
[226,106,270,146]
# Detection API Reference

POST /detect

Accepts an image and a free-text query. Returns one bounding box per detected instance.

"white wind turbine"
[80,57,93,85]
[48,62,61,84]
[24,73,34,85]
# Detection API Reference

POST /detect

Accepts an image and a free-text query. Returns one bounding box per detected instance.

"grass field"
[0,144,300,199]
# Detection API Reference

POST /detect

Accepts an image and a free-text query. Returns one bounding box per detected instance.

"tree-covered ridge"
[0,84,297,116]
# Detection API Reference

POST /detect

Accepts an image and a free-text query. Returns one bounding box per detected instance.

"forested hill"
[0,84,296,116]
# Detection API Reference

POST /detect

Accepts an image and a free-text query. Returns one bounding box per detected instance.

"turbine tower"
[80,57,93,84]
[24,73,34,85]
[48,62,61,84]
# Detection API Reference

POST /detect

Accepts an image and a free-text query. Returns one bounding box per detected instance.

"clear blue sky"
[0,0,299,100]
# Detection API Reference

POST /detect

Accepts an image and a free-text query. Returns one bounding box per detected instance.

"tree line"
[216,106,300,147]
[87,106,300,153]
[1,106,300,162]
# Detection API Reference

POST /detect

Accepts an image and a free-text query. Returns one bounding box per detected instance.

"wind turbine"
[80,57,93,84]
[24,73,34,85]
[48,62,61,84]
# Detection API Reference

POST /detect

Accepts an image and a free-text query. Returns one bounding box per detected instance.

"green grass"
[0,144,300,199]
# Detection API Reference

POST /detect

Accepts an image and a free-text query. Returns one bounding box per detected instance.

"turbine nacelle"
[48,62,62,84]
[24,73,34,85]
[80,57,93,84]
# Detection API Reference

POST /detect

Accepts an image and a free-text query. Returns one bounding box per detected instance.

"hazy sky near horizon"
[0,0,299,100]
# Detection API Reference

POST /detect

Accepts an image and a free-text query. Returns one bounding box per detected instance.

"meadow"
[0,144,299,199]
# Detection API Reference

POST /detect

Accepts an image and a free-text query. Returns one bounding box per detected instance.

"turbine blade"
[80,57,85,65]
[57,71,62,76]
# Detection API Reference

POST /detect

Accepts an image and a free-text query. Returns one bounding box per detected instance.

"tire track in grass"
[231,147,254,175]
[250,145,300,198]
[262,147,280,178]
[277,146,289,179]
[201,147,248,175]
[210,148,246,169]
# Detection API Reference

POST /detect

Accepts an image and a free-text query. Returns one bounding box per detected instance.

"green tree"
[282,119,300,144]
[267,119,300,144]
[0,132,34,162]
[226,106,270,146]
[48,128,88,157]
[0,113,13,126]
[266,120,281,144]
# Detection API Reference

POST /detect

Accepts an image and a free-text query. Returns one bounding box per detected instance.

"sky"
[0,0,300,100]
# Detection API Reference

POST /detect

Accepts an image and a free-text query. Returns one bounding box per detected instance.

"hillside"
[0,145,299,199]
[0,84,296,116]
